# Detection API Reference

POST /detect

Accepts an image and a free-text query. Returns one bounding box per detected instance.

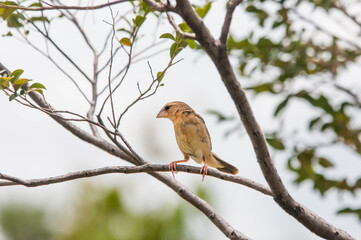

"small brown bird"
[156,101,238,180]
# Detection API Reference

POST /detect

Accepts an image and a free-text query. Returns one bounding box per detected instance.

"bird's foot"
[169,159,189,178]
[200,164,208,181]
[169,162,178,178]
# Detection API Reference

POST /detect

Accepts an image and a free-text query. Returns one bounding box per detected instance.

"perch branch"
[0,164,272,196]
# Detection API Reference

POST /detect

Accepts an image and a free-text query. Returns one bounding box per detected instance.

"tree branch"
[0,164,271,195]
[0,0,130,11]
[166,11,196,40]
[0,62,248,240]
[219,0,242,45]
[172,0,355,239]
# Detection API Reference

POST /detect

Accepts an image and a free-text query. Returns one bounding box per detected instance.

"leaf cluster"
[0,69,46,101]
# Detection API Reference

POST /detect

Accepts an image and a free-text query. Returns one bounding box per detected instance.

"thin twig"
[105,4,118,127]
[166,11,196,40]
[0,0,130,11]
[16,28,91,103]
[28,20,92,82]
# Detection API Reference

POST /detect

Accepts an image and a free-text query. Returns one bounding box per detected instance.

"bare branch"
[15,28,91,104]
[0,0,130,11]
[166,11,196,40]
[58,8,101,136]
[219,0,242,45]
[0,164,272,195]
[98,18,140,118]
[106,5,118,128]
[29,20,92,82]
[142,0,167,12]
[116,57,182,125]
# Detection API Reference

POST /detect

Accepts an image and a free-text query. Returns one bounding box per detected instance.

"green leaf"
[4,31,12,36]
[29,82,46,90]
[266,137,285,150]
[178,22,191,33]
[308,117,321,129]
[318,157,334,168]
[120,37,132,46]
[186,39,196,49]
[274,97,289,116]
[207,110,233,122]
[10,69,23,83]
[159,33,175,41]
[245,5,258,13]
[272,20,283,29]
[6,14,23,28]
[116,28,131,34]
[134,15,145,27]
[30,88,43,94]
[30,16,50,23]
[195,2,212,18]
[245,82,274,94]
[28,2,41,7]
[170,41,188,58]
[156,71,164,82]
[12,78,31,92]
[337,207,361,217]
[0,77,11,89]
[9,93,17,101]
[0,1,18,20]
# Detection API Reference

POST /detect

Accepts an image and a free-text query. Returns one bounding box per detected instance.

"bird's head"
[156,101,193,121]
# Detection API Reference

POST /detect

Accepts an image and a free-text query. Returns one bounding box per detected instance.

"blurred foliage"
[213,0,361,221]
[1,185,202,240]
[0,204,52,240]
[57,185,194,240]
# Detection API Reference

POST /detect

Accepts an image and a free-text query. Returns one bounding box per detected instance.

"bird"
[156,101,238,180]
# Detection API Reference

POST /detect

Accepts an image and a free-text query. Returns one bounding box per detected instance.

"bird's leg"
[200,163,208,181]
[169,155,189,178]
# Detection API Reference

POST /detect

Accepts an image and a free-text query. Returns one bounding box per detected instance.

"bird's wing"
[194,113,212,150]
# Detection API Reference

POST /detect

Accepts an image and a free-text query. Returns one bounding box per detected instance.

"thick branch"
[0,164,272,196]
[172,0,355,239]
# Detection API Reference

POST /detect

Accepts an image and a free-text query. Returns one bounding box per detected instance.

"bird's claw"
[200,164,208,181]
[169,162,178,178]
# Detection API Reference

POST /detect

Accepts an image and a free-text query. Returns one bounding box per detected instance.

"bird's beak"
[156,109,167,118]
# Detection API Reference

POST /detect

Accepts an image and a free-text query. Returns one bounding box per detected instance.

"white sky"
[0,0,360,239]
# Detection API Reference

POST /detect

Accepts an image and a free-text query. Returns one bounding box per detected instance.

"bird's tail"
[212,153,238,175]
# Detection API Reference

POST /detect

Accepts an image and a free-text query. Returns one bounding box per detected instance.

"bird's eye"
[165,105,171,111]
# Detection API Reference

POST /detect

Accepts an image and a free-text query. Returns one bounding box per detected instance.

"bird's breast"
[174,120,211,164]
